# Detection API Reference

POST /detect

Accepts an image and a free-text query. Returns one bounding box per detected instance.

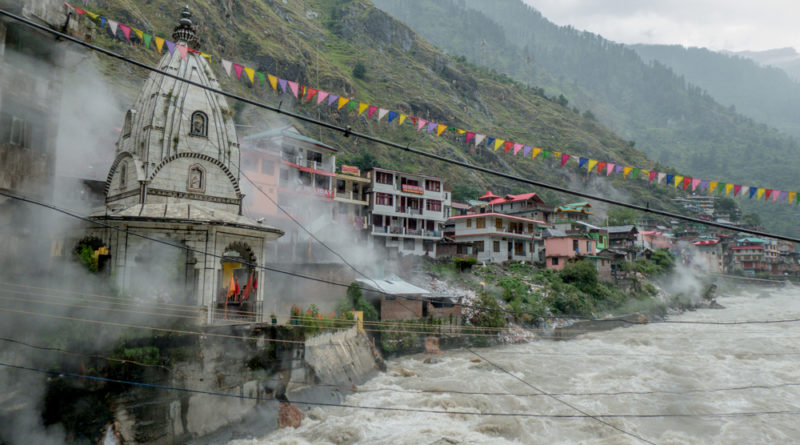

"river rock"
[278,402,304,429]
[393,367,416,377]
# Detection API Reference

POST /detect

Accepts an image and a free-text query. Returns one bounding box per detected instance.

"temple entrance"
[130,238,197,306]
[216,242,260,322]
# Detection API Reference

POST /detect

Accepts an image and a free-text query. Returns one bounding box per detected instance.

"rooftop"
[355,277,431,296]
[244,126,337,152]
[448,212,546,224]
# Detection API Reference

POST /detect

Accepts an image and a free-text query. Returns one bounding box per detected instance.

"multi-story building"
[554,202,593,225]
[472,191,554,224]
[692,239,723,273]
[366,167,451,256]
[543,229,597,270]
[673,194,716,216]
[730,237,777,275]
[333,164,369,232]
[448,213,544,263]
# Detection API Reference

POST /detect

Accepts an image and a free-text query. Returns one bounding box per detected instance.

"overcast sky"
[523,0,799,52]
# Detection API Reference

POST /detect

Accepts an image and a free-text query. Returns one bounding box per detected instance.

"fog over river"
[231,285,800,444]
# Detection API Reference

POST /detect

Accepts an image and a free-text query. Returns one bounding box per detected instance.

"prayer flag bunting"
[119,23,131,41]
[287,81,299,98]
[337,96,348,109]
[725,183,734,196]
[133,28,143,41]
[779,191,788,202]
[268,74,278,90]
[632,168,640,179]
[606,163,614,176]
[256,72,265,86]
[166,40,176,55]
[233,63,243,80]
[615,165,624,174]
[700,180,709,192]
[347,101,358,112]
[597,161,607,174]
[757,188,765,200]
[317,91,329,104]
[765,189,773,200]
[108,19,118,36]
[417,119,427,131]
[306,87,318,101]
[682,177,691,190]
[523,145,532,157]
[100,17,107,29]
[750,187,758,199]
[426,122,436,134]
[532,147,542,159]
[437,124,447,136]
[368,105,377,118]
[623,166,633,177]
[221,59,232,77]
[494,139,504,151]
[553,152,561,160]
[560,153,571,166]
[176,44,187,60]
[143,33,152,49]
[86,11,98,20]
[734,185,742,197]
[398,114,407,125]
[649,171,657,183]
[328,94,338,106]
[790,192,797,204]
[578,157,588,168]
[709,181,718,194]
[587,159,598,172]
[540,150,550,160]
[474,134,485,146]
[505,141,514,153]
[772,190,780,202]
[155,36,164,53]
[243,66,254,83]
[657,172,666,184]
[465,132,475,144]
[378,108,389,121]
[486,137,495,148]
[388,111,399,123]
[674,175,683,188]
[640,169,649,179]
[666,174,674,186]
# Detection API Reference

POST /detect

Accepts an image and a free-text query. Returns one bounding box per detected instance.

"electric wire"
[4,361,797,420]
[0,7,796,244]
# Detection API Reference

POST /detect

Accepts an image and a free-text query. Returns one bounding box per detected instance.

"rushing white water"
[231,286,800,444]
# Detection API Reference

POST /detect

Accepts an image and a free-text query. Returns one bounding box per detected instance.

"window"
[260,159,275,175]
[528,224,533,233]
[573,240,579,251]
[552,257,559,266]
[474,241,484,253]
[587,241,592,251]
[190,111,207,136]
[495,218,503,230]
[187,164,205,192]
[426,199,442,212]
[375,193,393,206]
[119,161,128,190]
[476,217,486,229]
[466,218,472,228]
[376,171,393,185]
[423,240,434,252]
[336,179,346,194]
[279,168,289,182]
[403,239,415,251]
[425,180,441,192]
[493,241,500,252]
[515,242,525,256]
[123,109,134,138]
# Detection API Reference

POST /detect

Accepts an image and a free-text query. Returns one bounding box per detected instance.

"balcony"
[396,206,423,216]
[371,225,442,238]
[335,190,368,203]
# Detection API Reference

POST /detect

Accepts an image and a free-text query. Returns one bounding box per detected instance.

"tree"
[560,260,598,294]
[451,183,480,202]
[337,282,379,321]
[741,213,761,227]
[352,62,367,79]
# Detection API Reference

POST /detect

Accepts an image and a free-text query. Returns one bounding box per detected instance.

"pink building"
[544,234,597,270]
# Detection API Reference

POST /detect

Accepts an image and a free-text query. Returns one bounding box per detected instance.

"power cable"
[3,361,800,420]
[1,7,797,244]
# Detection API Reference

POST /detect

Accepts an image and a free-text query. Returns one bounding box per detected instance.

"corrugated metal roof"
[355,277,431,296]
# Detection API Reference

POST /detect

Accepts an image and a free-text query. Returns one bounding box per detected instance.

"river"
[230,285,800,444]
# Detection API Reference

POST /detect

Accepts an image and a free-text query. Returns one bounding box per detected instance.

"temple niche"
[87,7,282,324]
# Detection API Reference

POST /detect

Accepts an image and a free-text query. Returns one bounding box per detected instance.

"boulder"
[278,402,304,429]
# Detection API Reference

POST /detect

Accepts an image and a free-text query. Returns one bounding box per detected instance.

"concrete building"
[86,8,283,323]
[366,167,450,256]
[473,191,554,224]
[692,239,724,273]
[730,237,778,275]
[448,213,543,263]
[334,164,369,232]
[543,229,597,270]
[554,202,593,224]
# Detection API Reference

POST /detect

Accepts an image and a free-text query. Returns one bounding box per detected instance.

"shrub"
[352,62,367,79]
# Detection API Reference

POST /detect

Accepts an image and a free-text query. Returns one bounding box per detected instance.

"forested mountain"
[80,0,682,219]
[372,0,800,236]
[633,44,800,138]
[732,47,800,82]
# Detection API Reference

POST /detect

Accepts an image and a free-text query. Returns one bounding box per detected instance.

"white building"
[367,167,451,256]
[449,213,543,263]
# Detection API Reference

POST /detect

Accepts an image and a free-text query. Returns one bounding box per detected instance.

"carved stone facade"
[88,7,282,323]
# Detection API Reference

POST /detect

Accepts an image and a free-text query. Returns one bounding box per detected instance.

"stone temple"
[87,7,283,323]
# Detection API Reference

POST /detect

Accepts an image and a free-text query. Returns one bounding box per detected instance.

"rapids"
[230,286,800,444]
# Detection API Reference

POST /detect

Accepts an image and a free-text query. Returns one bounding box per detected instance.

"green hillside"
[372,0,800,236]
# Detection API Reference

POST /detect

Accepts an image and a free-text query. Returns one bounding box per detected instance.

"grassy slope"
[85,0,683,217]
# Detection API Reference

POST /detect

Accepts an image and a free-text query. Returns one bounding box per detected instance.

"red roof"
[693,240,720,246]
[478,190,501,201]
[730,245,763,250]
[487,192,543,205]
[448,212,546,225]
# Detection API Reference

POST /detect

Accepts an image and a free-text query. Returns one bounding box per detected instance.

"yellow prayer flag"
[358,103,369,115]
[709,181,719,194]
[725,184,733,196]
[436,124,447,136]
[86,11,98,19]
[757,188,765,200]
[494,139,504,151]
[789,192,796,204]
[133,28,144,41]
[398,114,407,125]
[201,52,211,59]
[623,166,633,177]
[456,129,466,134]
[587,160,598,171]
[674,175,683,188]
[532,147,542,160]
[154,36,165,53]
[553,151,561,159]
[244,67,255,84]
[640,169,650,178]
[267,74,278,90]
[337,97,349,110]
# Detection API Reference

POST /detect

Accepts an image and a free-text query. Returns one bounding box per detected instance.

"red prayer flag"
[504,141,513,152]
[306,87,318,102]
[682,177,692,190]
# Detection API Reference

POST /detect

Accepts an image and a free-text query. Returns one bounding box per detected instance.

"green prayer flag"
[347,101,358,112]
[541,150,551,160]
[632,168,640,179]
[256,72,265,86]
[143,33,152,49]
